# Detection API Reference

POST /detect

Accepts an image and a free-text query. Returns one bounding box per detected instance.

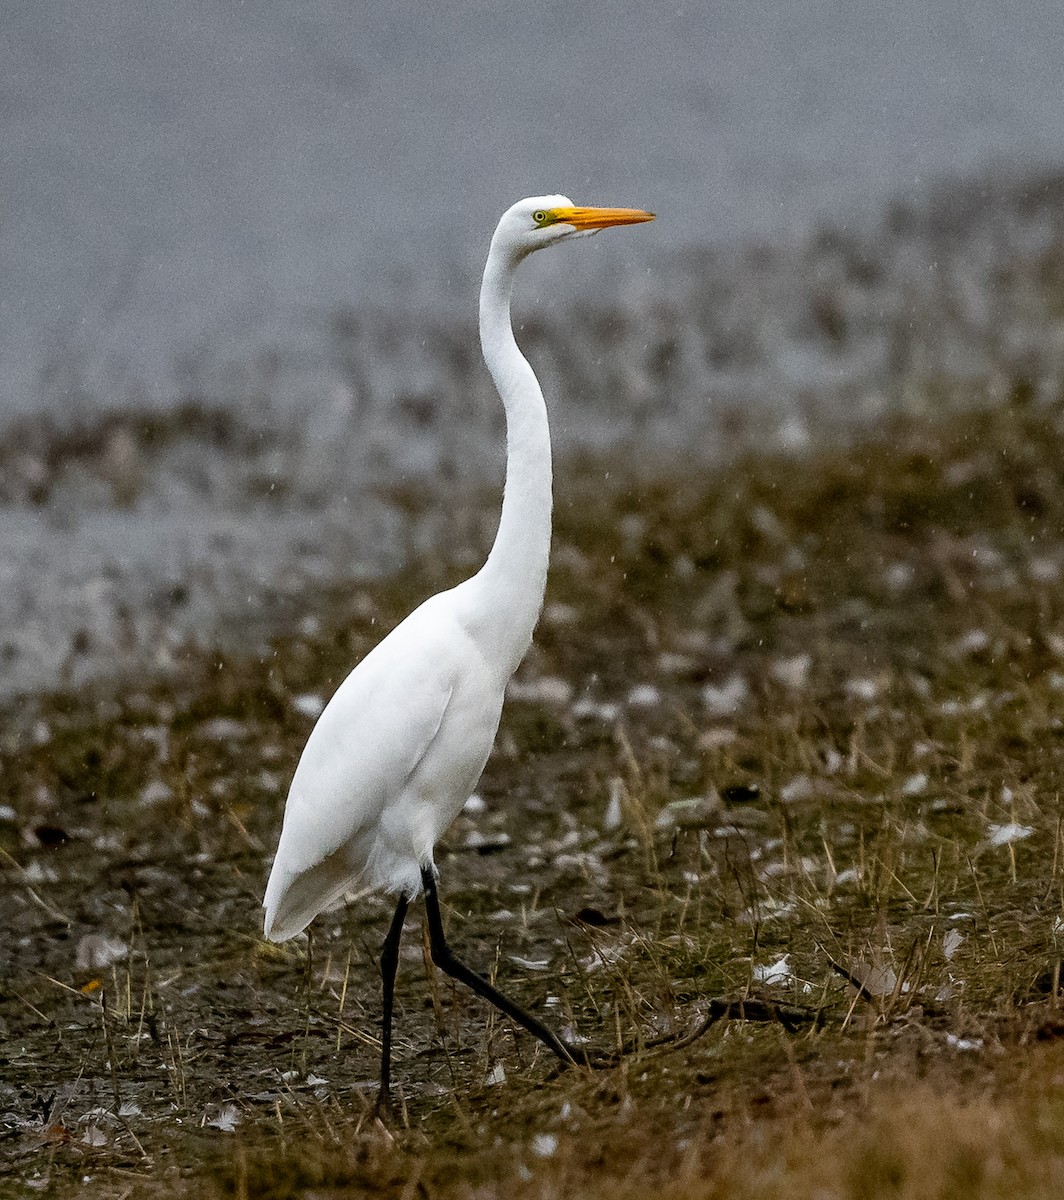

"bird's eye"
[532,210,548,225]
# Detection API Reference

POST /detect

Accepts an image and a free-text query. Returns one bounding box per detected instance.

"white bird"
[263,195,654,1111]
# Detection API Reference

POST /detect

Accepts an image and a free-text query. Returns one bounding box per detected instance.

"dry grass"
[5,389,1064,1195]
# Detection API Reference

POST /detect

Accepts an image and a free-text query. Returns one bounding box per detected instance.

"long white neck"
[465,241,552,677]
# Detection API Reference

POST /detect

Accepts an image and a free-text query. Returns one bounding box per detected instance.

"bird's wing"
[263,603,462,939]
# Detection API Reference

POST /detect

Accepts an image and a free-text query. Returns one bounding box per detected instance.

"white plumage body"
[263,581,509,941]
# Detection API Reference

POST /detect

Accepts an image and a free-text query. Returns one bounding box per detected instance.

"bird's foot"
[373,1087,397,1125]
[550,993,826,1074]
[555,1041,616,1070]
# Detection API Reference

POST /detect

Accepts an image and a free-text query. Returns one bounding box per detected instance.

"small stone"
[75,934,128,972]
[531,1133,558,1158]
[987,822,1033,847]
[292,693,325,719]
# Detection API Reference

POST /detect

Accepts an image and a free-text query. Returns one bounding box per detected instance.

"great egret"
[263,195,654,1111]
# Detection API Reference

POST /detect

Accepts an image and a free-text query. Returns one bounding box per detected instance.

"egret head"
[491,194,655,262]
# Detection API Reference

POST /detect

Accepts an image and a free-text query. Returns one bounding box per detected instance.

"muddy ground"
[5,391,1064,1197]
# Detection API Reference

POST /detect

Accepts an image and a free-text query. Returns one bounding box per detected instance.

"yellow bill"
[549,206,655,230]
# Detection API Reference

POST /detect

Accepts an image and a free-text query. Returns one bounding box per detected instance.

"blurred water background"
[3,1,1064,697]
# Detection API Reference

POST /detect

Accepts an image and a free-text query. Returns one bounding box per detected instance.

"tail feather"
[263,847,363,942]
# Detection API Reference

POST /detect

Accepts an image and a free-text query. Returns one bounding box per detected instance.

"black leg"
[303,925,314,997]
[420,866,584,1067]
[375,893,409,1117]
